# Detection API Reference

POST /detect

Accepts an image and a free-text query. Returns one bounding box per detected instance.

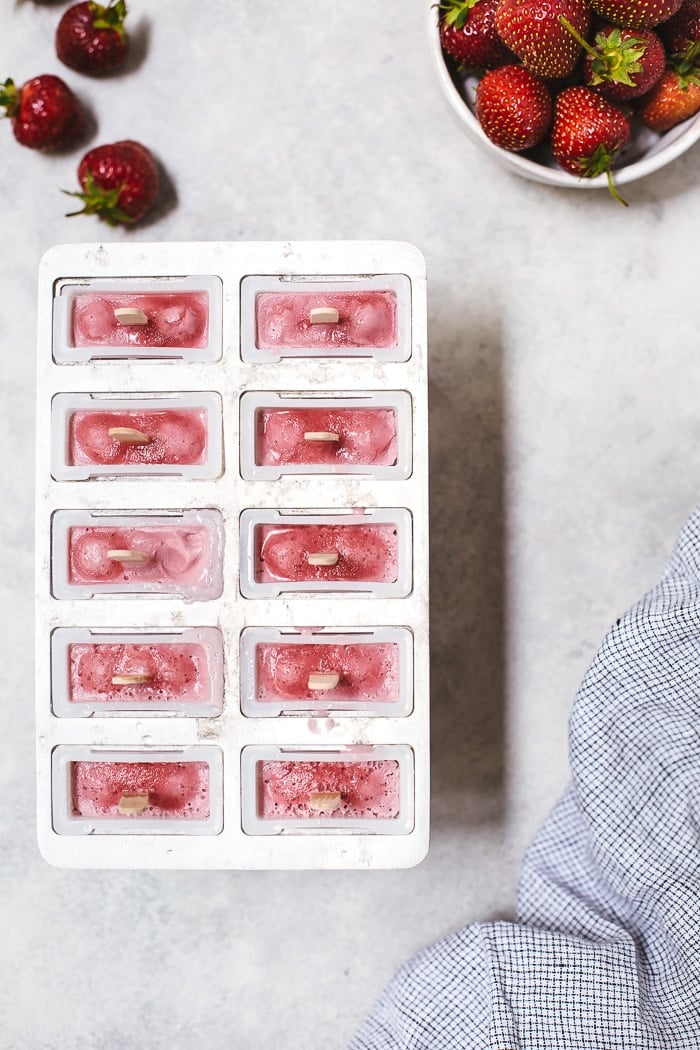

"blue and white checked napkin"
[350,505,700,1048]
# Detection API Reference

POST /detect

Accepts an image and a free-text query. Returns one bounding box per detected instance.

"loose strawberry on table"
[551,85,631,202]
[439,0,513,70]
[56,1,130,76]
[64,140,159,225]
[0,74,85,150]
[475,65,553,149]
[588,0,683,29]
[495,0,590,77]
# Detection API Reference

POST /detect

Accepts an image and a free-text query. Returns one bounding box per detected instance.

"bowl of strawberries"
[431,0,700,201]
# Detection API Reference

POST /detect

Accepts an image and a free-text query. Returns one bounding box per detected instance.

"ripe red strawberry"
[475,64,553,148]
[551,86,630,202]
[56,1,129,76]
[495,0,591,77]
[439,0,514,70]
[0,74,85,150]
[64,140,159,225]
[561,19,665,98]
[588,0,682,29]
[638,45,700,128]
[659,0,700,53]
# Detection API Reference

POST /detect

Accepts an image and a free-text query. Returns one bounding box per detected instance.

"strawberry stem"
[90,0,128,42]
[606,169,628,207]
[62,173,133,226]
[439,0,480,30]
[0,78,19,118]
[559,16,597,59]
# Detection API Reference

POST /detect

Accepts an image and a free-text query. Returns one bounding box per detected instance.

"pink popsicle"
[255,291,397,350]
[68,525,213,589]
[257,760,400,819]
[69,642,211,705]
[255,642,400,703]
[255,523,399,584]
[256,408,397,467]
[70,761,210,819]
[71,292,209,348]
[69,409,208,466]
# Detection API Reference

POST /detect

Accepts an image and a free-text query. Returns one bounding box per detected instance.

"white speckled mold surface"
[35,240,429,870]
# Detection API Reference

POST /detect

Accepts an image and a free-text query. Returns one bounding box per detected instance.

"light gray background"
[1,3,698,1048]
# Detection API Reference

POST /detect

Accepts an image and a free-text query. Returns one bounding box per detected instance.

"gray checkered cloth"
[350,506,700,1048]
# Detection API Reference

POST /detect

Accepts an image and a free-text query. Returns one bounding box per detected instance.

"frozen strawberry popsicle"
[255,291,397,350]
[69,642,211,706]
[256,407,398,467]
[255,523,399,584]
[68,409,208,467]
[67,524,215,592]
[257,759,401,820]
[71,291,209,348]
[256,642,400,704]
[70,760,210,819]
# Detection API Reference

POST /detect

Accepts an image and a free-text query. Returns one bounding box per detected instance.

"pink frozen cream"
[68,409,208,467]
[255,291,397,350]
[255,523,399,584]
[257,759,401,820]
[256,407,398,467]
[255,642,400,704]
[69,642,211,706]
[67,524,216,592]
[71,292,209,348]
[70,761,210,819]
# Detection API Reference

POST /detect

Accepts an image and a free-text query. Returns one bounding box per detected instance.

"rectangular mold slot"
[239,627,413,717]
[239,391,412,480]
[51,627,224,717]
[52,275,223,362]
[50,391,223,481]
[238,508,412,598]
[241,746,414,835]
[52,746,223,835]
[51,508,225,600]
[240,275,411,362]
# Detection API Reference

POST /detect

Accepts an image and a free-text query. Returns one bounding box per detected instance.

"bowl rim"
[427,4,700,189]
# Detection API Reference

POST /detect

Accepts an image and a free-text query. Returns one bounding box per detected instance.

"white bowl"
[428,5,700,189]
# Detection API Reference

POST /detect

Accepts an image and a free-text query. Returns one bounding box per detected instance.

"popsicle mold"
[51,628,224,717]
[51,393,223,480]
[240,276,411,361]
[239,392,412,480]
[52,276,222,362]
[239,627,413,716]
[239,509,412,597]
[52,747,224,835]
[241,746,415,834]
[51,510,224,599]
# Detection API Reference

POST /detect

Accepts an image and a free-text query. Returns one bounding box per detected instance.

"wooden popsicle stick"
[106,549,152,564]
[303,431,340,443]
[307,672,341,691]
[111,673,152,686]
[309,307,339,324]
[307,551,339,566]
[117,792,150,815]
[108,427,151,445]
[113,307,148,325]
[308,791,342,813]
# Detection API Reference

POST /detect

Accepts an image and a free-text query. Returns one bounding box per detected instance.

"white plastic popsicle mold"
[36,240,429,870]
[51,390,223,481]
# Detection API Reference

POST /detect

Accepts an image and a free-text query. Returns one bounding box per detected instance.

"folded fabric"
[350,504,700,1048]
